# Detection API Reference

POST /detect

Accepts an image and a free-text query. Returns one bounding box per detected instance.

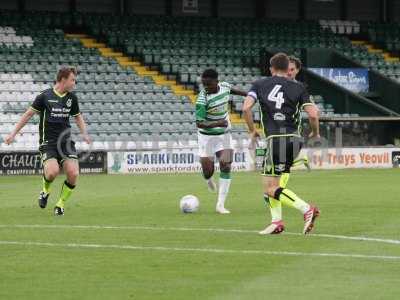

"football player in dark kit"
[243,53,320,235]
[5,67,91,216]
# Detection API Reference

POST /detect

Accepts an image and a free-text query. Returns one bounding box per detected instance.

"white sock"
[295,202,310,214]
[217,178,231,208]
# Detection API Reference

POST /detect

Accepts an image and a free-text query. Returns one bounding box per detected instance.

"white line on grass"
[0,240,399,261]
[1,224,400,246]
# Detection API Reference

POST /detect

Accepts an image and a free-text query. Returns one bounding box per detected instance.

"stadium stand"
[319,20,360,35]
[83,16,341,116]
[363,22,400,55]
[0,20,206,150]
[1,11,399,149]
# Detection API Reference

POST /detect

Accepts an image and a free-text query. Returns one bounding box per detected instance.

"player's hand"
[210,120,228,128]
[4,134,15,145]
[250,130,260,139]
[308,131,320,139]
[249,130,260,148]
[219,120,229,128]
[82,133,91,144]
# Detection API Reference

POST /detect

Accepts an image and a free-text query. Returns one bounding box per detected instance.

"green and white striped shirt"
[196,82,232,135]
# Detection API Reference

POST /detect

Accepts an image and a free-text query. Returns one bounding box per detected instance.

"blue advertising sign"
[309,68,369,93]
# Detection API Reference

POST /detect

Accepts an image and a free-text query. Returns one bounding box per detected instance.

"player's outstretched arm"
[4,107,37,144]
[196,119,228,129]
[303,104,320,139]
[75,114,91,144]
[242,96,260,140]
[230,88,247,97]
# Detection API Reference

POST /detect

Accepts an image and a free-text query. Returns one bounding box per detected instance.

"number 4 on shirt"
[268,85,285,109]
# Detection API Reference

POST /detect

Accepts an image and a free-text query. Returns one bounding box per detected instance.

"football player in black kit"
[243,53,320,235]
[5,67,91,216]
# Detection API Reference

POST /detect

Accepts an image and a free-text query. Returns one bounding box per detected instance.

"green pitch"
[0,169,399,299]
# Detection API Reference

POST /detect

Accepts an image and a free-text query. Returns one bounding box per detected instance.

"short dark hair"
[289,56,302,70]
[201,69,218,80]
[56,66,77,82]
[270,53,289,72]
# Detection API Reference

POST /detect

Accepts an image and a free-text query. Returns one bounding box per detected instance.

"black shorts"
[39,141,78,165]
[262,135,303,176]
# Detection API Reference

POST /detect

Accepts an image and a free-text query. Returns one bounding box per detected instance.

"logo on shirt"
[209,105,227,114]
[66,99,72,107]
[273,113,286,121]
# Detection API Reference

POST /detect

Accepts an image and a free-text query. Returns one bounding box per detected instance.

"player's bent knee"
[218,152,233,165]
[46,171,58,181]
[45,166,59,180]
[266,187,275,198]
[65,166,79,184]
[68,169,79,181]
[266,184,280,199]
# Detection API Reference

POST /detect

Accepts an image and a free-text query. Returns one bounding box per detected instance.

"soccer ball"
[180,195,199,213]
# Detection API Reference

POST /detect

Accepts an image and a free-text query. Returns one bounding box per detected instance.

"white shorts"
[198,132,233,158]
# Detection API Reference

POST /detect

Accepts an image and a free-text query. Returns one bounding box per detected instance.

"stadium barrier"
[313,117,400,146]
[1,146,398,175]
[0,151,107,175]
[107,146,252,174]
[289,147,400,170]
[107,145,400,174]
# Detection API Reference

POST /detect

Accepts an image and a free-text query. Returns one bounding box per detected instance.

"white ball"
[180,195,199,213]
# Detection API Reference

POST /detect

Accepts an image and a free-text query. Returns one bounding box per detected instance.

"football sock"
[217,171,231,208]
[293,156,309,167]
[264,194,282,222]
[264,172,289,212]
[274,188,310,214]
[42,175,53,194]
[56,180,75,208]
[279,172,290,188]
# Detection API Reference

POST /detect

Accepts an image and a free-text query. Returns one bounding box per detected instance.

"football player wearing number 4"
[243,53,320,234]
[264,55,312,197]
[262,56,311,204]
